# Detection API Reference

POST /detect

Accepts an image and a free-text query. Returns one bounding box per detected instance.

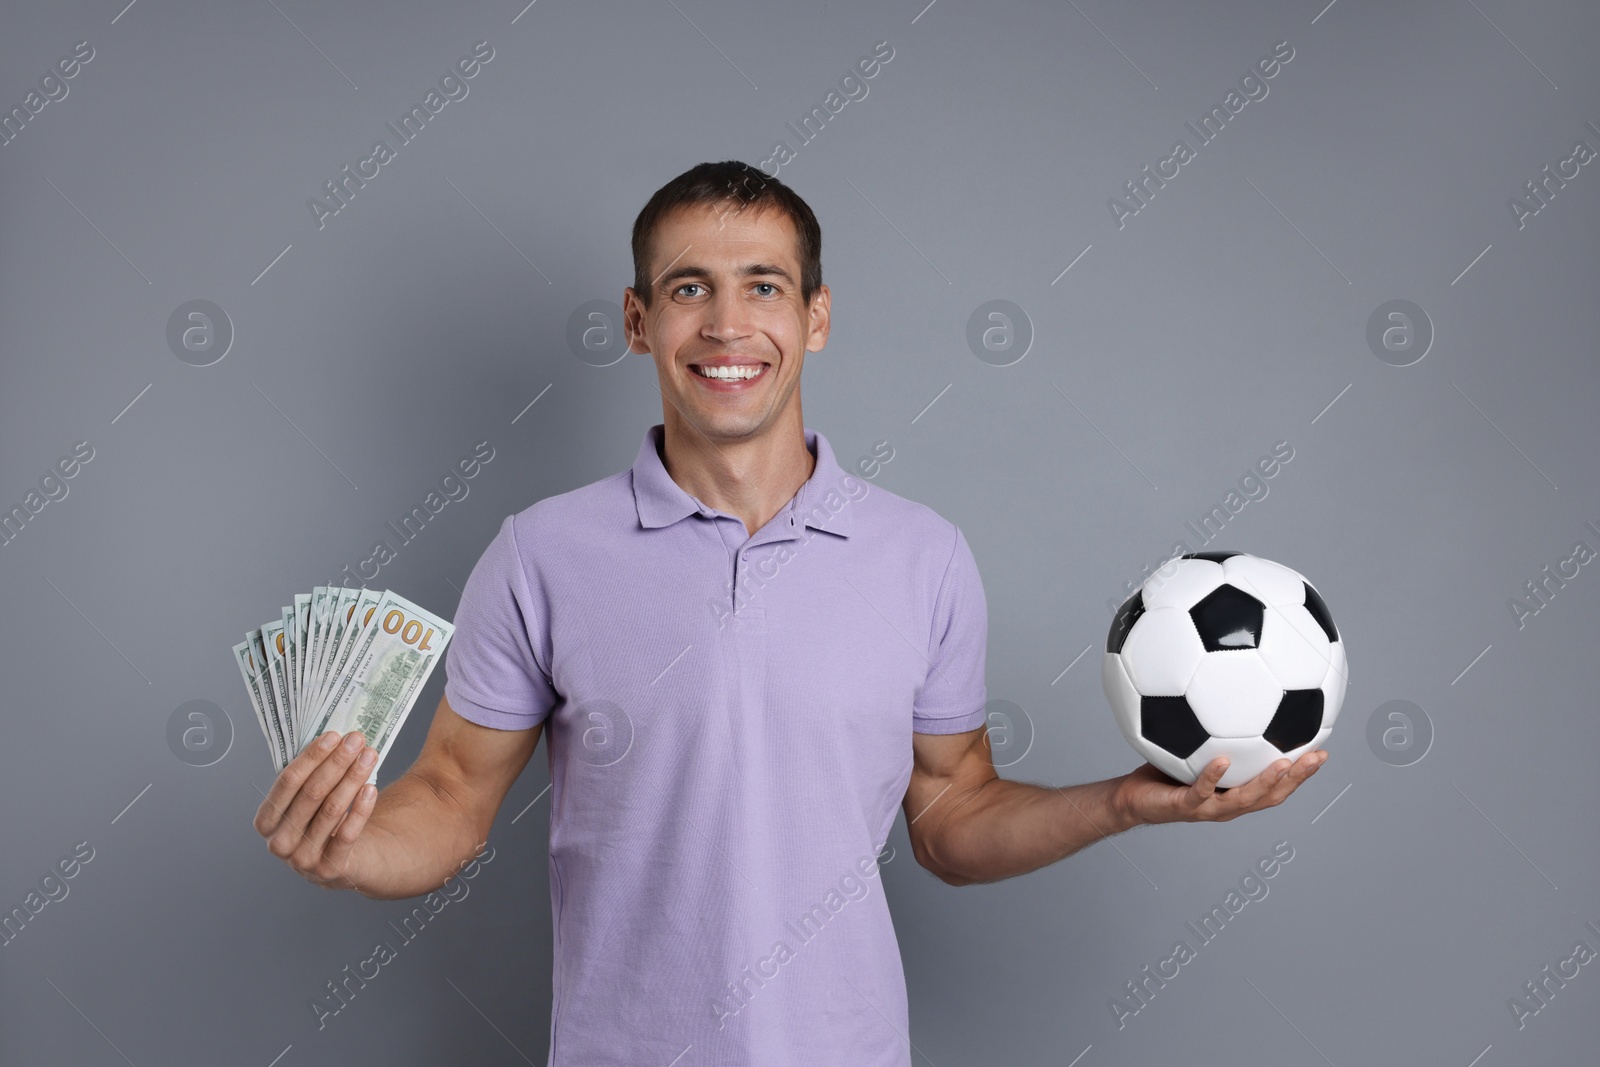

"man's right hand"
[251,696,541,900]
[254,729,379,891]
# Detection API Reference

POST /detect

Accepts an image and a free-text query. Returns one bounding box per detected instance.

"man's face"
[624,202,830,445]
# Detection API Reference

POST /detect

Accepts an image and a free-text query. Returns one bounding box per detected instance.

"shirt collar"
[631,423,855,538]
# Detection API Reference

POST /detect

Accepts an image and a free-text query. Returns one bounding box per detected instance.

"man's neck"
[659,415,817,537]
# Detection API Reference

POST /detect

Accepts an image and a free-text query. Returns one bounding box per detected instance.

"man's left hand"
[1112,750,1327,826]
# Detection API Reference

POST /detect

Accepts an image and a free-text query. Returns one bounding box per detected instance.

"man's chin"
[684,411,768,444]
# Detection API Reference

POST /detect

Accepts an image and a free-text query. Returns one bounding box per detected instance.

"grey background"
[1,0,1596,1064]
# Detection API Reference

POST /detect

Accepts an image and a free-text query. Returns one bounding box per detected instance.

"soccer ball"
[1102,551,1346,789]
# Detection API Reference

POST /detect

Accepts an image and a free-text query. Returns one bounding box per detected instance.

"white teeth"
[695,364,764,380]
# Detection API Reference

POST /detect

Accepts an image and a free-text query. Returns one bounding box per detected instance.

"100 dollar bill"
[305,588,382,737]
[306,586,361,729]
[247,628,290,772]
[316,590,454,782]
[234,637,288,771]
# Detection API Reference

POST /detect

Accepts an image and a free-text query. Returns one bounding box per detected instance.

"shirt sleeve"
[443,513,560,730]
[911,524,989,734]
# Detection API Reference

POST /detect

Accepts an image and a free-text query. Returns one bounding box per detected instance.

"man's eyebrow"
[656,263,796,289]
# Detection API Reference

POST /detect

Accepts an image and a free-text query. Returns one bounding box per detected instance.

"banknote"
[261,619,295,756]
[237,587,453,781]
[248,627,290,772]
[302,587,331,731]
[319,591,454,782]
[304,587,341,727]
[307,588,382,735]
[308,587,362,721]
[234,638,288,771]
[283,600,301,736]
[293,592,312,718]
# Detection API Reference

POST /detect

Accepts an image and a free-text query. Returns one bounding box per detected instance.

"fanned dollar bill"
[235,637,288,772]
[302,587,332,735]
[236,588,453,781]
[247,628,290,772]
[308,588,382,734]
[282,601,301,743]
[292,592,312,719]
[306,586,359,726]
[261,619,295,756]
[318,591,454,783]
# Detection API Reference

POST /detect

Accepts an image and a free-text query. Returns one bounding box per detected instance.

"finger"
[254,731,340,836]
[1239,751,1324,813]
[1276,750,1328,796]
[1228,758,1293,812]
[1196,757,1287,820]
[1184,758,1230,808]
[268,732,366,858]
[322,782,379,877]
[293,745,378,870]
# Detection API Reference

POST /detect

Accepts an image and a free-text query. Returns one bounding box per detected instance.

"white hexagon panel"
[1120,608,1205,696]
[1221,554,1305,606]
[1322,637,1348,729]
[1185,735,1287,788]
[1140,558,1224,610]
[1185,650,1283,737]
[1101,652,1141,746]
[1257,602,1332,690]
[1187,723,1333,788]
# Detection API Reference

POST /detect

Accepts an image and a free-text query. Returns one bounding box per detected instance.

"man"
[254,160,1327,1065]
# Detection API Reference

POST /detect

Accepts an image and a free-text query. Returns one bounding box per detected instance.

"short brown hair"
[630,160,822,309]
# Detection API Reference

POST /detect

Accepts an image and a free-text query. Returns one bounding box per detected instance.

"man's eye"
[754,283,777,297]
[675,284,704,298]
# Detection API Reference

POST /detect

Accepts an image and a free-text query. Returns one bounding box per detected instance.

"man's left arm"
[902,727,1327,887]
[905,523,1327,886]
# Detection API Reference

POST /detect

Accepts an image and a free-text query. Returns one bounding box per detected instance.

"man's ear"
[805,283,831,352]
[622,288,650,354]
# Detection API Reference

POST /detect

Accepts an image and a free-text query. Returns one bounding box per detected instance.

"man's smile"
[689,357,771,389]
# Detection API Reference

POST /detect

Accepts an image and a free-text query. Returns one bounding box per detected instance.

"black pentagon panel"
[1180,551,1240,563]
[1264,689,1323,751]
[1140,695,1210,759]
[1188,584,1265,652]
[1302,582,1338,642]
[1106,589,1145,653]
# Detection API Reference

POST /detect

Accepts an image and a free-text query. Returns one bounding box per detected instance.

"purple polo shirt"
[443,423,988,1066]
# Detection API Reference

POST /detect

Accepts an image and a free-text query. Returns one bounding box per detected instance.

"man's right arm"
[253,695,541,900]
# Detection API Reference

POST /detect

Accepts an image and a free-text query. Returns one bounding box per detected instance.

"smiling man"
[254,160,1327,1066]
